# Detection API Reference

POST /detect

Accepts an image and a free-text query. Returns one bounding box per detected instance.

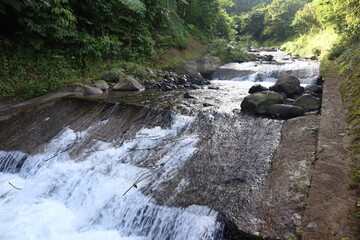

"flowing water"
[0,50,320,240]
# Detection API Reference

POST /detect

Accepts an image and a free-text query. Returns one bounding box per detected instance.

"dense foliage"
[1,0,360,99]
[0,0,236,98]
[233,0,311,42]
[0,0,234,63]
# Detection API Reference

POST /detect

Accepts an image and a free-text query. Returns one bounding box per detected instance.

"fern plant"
[119,0,145,13]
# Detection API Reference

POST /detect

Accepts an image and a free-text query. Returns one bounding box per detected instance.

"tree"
[262,0,311,41]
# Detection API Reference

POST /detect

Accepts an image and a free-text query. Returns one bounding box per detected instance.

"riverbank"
[300,73,359,239]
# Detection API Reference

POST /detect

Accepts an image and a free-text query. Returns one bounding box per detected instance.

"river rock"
[134,66,157,79]
[315,76,324,85]
[94,80,109,91]
[241,91,284,115]
[248,84,268,94]
[175,61,198,76]
[304,84,322,94]
[284,98,295,105]
[113,76,145,91]
[196,56,221,75]
[275,76,301,97]
[293,94,321,112]
[58,83,103,95]
[103,68,127,82]
[161,84,174,91]
[268,104,304,119]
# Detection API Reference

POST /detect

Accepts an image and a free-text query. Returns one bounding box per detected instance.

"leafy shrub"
[0,38,77,99]
[208,39,249,63]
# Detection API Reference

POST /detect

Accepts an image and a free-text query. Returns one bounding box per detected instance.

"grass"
[281,27,340,59]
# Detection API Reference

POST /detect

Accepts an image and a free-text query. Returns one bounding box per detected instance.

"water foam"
[0,115,221,240]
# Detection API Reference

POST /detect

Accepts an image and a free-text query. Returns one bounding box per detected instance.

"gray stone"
[275,76,301,97]
[94,80,109,91]
[196,56,221,74]
[58,83,103,95]
[268,104,304,119]
[103,68,127,82]
[241,91,284,115]
[284,98,295,105]
[134,66,157,79]
[175,61,198,76]
[294,94,321,112]
[161,84,173,91]
[113,76,145,91]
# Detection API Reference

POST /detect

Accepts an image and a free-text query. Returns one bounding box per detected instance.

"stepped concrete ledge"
[0,92,78,122]
[301,76,358,239]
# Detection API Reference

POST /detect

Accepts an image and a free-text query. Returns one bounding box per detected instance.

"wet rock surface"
[241,75,322,119]
[241,91,284,115]
[274,75,302,97]
[293,94,321,112]
[268,104,304,119]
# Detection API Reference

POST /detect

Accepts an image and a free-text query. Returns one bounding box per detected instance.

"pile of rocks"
[144,74,211,91]
[58,65,212,95]
[241,75,323,119]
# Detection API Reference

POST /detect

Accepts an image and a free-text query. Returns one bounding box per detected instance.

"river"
[0,50,320,240]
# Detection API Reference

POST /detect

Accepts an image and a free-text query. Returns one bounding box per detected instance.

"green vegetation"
[234,0,311,43]
[282,28,339,59]
[326,44,360,191]
[0,0,237,99]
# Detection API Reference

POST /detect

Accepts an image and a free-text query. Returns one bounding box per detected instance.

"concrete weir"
[0,52,342,240]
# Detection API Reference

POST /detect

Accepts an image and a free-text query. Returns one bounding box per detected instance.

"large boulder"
[94,80,109,91]
[133,66,157,79]
[275,76,301,97]
[175,57,222,76]
[58,83,103,95]
[241,91,284,115]
[103,68,127,82]
[175,61,199,76]
[268,104,304,119]
[293,94,321,112]
[248,84,268,94]
[196,56,221,75]
[113,76,145,91]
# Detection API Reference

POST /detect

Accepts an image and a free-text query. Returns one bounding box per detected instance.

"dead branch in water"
[122,141,193,196]
[8,182,21,190]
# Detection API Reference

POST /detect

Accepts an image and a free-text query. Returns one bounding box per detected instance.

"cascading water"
[213,49,320,83]
[0,50,320,240]
[0,114,221,240]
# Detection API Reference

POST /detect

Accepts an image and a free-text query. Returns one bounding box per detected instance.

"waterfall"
[212,50,320,84]
[0,115,222,240]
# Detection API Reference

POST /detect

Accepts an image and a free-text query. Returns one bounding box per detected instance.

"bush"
[207,39,249,63]
[0,38,77,99]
